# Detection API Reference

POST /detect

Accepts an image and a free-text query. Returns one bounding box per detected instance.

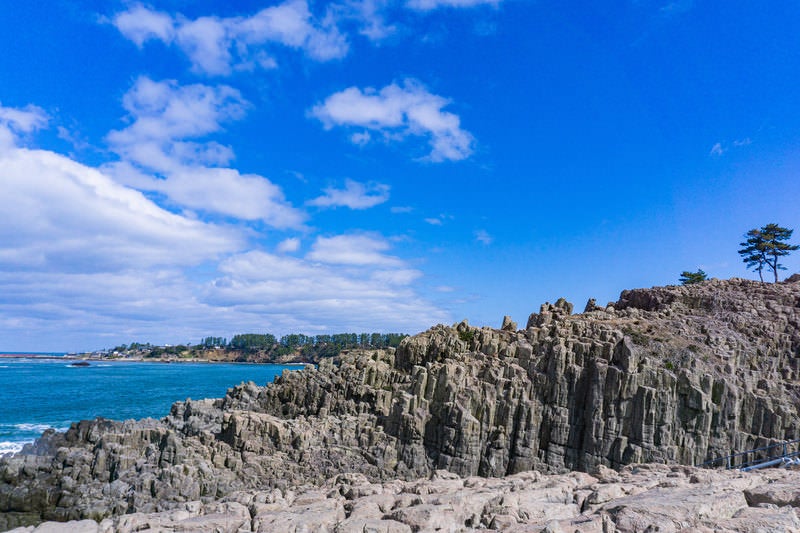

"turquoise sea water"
[0,357,298,455]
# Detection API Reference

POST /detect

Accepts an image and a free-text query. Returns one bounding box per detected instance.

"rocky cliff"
[1,277,799,529]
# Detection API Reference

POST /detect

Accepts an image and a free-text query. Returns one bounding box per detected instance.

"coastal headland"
[2,276,800,532]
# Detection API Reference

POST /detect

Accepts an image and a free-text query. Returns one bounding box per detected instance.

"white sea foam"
[0,441,26,456]
[14,423,53,433]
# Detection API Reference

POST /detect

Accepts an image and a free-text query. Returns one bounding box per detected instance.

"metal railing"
[702,438,800,470]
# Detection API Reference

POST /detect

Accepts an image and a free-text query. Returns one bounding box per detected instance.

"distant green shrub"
[459,330,475,343]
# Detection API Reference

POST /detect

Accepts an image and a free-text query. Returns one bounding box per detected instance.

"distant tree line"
[112,342,152,352]
[205,332,409,357]
[110,332,408,362]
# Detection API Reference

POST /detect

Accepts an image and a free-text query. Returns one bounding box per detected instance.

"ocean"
[0,357,299,455]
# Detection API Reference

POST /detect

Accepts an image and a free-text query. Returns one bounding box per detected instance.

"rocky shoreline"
[1,277,799,531]
[7,463,800,532]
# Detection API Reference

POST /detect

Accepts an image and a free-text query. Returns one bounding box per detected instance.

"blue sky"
[1,0,799,351]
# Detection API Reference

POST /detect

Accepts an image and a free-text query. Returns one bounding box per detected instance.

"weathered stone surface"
[1,278,800,528]
[501,315,517,331]
[8,465,800,532]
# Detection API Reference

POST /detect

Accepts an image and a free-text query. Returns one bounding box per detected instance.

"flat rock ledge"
[6,463,800,533]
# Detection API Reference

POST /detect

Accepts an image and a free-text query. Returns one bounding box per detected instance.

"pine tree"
[679,269,707,285]
[738,224,799,282]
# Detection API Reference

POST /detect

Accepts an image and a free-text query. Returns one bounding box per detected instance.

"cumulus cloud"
[0,147,241,273]
[307,179,390,209]
[0,143,445,349]
[112,4,175,46]
[106,77,305,228]
[0,105,448,350]
[206,248,446,333]
[159,168,305,228]
[108,76,246,165]
[307,234,404,266]
[0,134,246,350]
[277,237,301,253]
[310,79,474,162]
[113,0,348,75]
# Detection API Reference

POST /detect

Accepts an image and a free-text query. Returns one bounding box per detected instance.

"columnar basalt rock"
[1,277,799,528]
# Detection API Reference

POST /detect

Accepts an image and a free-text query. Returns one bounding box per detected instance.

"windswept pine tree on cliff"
[738,224,799,282]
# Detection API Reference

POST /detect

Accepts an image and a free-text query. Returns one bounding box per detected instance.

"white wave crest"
[0,441,26,456]
[14,423,53,433]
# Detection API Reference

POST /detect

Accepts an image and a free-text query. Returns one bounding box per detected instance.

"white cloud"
[334,0,396,41]
[0,144,445,349]
[0,104,48,133]
[0,100,451,350]
[350,131,372,145]
[406,0,501,10]
[175,16,233,75]
[709,142,724,156]
[0,103,448,350]
[0,103,48,150]
[424,213,452,225]
[0,123,242,348]
[0,269,206,350]
[236,0,348,61]
[206,249,446,334]
[277,237,301,253]
[0,147,241,272]
[158,168,306,228]
[113,0,348,76]
[310,79,474,162]
[371,268,422,285]
[391,206,414,214]
[710,138,751,157]
[106,77,305,228]
[112,4,175,46]
[307,234,403,266]
[307,179,390,209]
[475,229,493,245]
[108,76,246,160]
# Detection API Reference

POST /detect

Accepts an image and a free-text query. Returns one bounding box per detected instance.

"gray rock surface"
[1,277,799,529]
[5,464,800,532]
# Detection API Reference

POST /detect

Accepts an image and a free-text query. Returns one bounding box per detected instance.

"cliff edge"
[1,277,799,529]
